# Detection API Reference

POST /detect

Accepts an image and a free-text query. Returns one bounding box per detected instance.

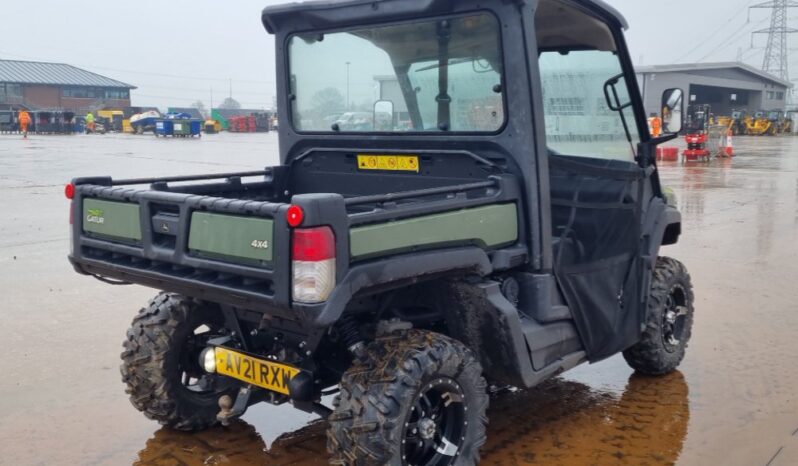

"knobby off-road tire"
[624,257,695,375]
[328,329,489,466]
[120,292,233,431]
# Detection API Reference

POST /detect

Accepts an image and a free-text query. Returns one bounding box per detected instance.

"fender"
[295,247,493,328]
[643,197,682,263]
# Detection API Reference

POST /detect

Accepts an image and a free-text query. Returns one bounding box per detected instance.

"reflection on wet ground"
[2,134,798,465]
[133,373,688,466]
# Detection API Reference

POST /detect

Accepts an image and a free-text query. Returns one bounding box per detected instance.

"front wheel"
[328,330,489,466]
[624,257,695,375]
[120,292,234,430]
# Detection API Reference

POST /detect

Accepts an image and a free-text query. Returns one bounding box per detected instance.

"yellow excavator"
[716,115,734,128]
[746,111,772,136]
[730,110,748,135]
[766,111,789,135]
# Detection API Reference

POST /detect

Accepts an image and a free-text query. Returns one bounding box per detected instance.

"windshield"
[287,14,504,133]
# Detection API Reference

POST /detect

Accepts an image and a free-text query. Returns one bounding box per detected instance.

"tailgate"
[69,176,293,315]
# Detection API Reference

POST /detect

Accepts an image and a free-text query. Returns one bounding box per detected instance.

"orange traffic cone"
[724,129,735,157]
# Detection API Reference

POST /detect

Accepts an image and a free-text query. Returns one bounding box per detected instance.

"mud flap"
[442,280,536,388]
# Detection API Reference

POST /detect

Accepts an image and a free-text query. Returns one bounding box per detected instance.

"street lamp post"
[346,61,351,110]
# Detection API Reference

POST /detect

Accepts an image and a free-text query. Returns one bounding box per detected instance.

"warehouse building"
[636,62,792,117]
[0,59,135,113]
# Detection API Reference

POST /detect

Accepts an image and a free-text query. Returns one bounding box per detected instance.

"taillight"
[287,205,304,227]
[292,226,336,304]
[65,183,75,199]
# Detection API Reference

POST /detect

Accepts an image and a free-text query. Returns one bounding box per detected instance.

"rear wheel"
[623,257,694,375]
[120,292,233,430]
[328,330,488,466]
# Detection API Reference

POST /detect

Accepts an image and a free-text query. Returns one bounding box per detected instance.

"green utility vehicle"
[67,1,694,464]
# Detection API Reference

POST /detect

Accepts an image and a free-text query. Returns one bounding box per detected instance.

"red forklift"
[683,104,712,162]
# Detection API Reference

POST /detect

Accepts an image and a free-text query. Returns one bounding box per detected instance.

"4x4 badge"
[251,240,269,250]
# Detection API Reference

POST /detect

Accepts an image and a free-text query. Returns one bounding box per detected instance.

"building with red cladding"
[0,59,135,113]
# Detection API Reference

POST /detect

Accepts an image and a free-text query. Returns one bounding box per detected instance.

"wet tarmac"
[1,132,797,465]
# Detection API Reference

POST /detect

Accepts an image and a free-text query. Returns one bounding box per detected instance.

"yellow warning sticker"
[357,155,420,173]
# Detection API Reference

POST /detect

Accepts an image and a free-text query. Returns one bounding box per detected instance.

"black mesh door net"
[549,155,646,361]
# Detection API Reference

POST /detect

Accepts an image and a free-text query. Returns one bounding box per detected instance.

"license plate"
[215,347,300,395]
[357,154,420,172]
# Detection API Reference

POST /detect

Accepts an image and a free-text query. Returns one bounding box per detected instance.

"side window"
[539,50,640,162]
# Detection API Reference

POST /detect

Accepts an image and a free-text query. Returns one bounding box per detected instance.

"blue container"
[190,119,202,136]
[172,120,191,136]
[74,116,86,133]
[155,119,174,137]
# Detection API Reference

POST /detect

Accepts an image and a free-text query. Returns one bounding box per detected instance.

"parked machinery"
[766,110,788,135]
[716,115,732,128]
[130,110,161,134]
[684,104,712,161]
[730,110,748,135]
[746,111,772,136]
[98,110,124,132]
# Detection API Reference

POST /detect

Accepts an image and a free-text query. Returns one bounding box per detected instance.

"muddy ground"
[0,133,796,466]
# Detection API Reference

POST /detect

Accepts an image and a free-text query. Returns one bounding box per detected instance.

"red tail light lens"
[65,183,75,199]
[287,205,304,227]
[292,227,336,303]
[292,227,335,261]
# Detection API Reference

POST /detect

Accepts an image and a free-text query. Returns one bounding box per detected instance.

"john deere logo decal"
[86,208,105,225]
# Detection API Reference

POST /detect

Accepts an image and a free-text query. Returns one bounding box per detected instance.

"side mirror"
[661,88,684,134]
[373,100,394,131]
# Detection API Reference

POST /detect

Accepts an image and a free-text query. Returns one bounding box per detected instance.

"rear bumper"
[70,245,495,327]
[69,254,298,319]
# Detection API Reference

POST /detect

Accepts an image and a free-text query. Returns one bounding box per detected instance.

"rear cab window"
[287,13,505,133]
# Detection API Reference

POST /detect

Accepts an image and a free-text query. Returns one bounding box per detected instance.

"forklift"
[683,104,712,161]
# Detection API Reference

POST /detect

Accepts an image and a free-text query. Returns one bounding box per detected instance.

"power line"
[694,15,772,62]
[673,0,761,63]
[135,83,273,96]
[132,93,269,108]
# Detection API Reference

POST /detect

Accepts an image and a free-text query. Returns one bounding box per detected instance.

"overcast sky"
[1,0,795,109]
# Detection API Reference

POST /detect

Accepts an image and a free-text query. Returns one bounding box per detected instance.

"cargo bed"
[68,157,523,322]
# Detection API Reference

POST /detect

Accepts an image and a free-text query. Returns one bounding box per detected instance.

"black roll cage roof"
[262,0,628,35]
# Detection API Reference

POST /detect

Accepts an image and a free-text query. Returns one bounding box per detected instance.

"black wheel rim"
[402,378,467,466]
[662,285,689,353]
[179,321,223,394]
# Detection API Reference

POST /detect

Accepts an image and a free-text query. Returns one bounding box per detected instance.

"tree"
[192,100,208,119]
[219,97,241,110]
[311,87,345,118]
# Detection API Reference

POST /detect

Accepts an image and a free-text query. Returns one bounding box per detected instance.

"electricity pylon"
[748,0,798,103]
[750,1,798,81]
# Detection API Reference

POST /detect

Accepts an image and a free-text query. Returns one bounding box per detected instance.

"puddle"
[131,373,688,465]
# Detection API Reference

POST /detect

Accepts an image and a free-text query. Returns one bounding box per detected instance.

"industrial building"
[0,59,135,113]
[636,62,792,117]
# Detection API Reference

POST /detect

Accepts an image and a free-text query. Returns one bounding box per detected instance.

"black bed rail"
[344,180,498,207]
[346,175,520,227]
[73,169,273,188]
